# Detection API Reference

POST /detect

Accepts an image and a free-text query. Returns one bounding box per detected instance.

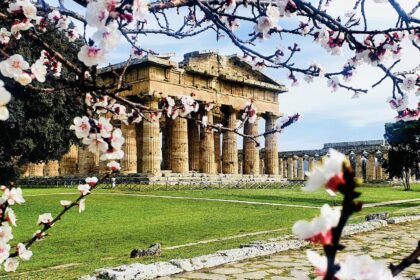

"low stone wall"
[83,215,420,280]
[17,172,288,188]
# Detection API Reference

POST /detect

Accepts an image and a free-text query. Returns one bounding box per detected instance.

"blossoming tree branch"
[0,0,418,277]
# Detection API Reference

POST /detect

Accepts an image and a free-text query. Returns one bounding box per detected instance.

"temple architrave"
[21,51,287,181]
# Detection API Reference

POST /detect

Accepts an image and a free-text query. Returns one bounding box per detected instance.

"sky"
[54,0,419,152]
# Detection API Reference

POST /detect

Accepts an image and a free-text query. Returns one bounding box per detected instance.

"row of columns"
[280,152,388,181]
[21,99,281,177]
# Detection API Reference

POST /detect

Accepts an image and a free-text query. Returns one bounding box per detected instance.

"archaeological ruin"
[18,52,392,185]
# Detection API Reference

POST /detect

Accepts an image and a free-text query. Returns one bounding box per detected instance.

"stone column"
[243,120,260,175]
[222,109,238,174]
[78,146,97,174]
[293,158,298,178]
[161,120,170,171]
[171,117,189,173]
[142,99,161,175]
[355,154,363,179]
[297,157,304,180]
[29,163,45,177]
[367,154,376,181]
[121,124,137,174]
[20,165,30,177]
[278,158,283,177]
[282,159,288,178]
[214,132,222,173]
[200,110,216,174]
[238,161,243,174]
[264,114,279,175]
[188,119,200,172]
[287,157,294,179]
[60,145,78,175]
[382,152,389,180]
[308,157,315,172]
[259,158,265,174]
[44,161,59,177]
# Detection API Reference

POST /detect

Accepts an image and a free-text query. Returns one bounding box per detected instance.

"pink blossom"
[70,116,91,139]
[303,149,346,192]
[292,204,340,245]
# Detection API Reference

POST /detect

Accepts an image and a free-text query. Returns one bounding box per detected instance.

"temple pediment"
[181,51,282,88]
[100,51,286,114]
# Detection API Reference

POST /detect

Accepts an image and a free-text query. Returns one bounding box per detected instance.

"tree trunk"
[402,168,411,191]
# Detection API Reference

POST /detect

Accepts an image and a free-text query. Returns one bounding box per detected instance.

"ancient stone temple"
[279,140,390,182]
[21,51,286,182]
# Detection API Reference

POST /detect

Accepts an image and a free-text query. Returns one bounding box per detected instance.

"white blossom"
[48,10,61,22]
[107,161,121,171]
[16,72,32,86]
[110,128,125,150]
[402,75,417,92]
[66,29,79,42]
[86,1,109,28]
[338,254,400,280]
[96,117,113,138]
[92,22,121,51]
[79,199,86,213]
[132,0,149,21]
[0,223,13,243]
[77,45,106,67]
[0,241,10,264]
[4,258,19,272]
[70,116,91,139]
[0,80,11,121]
[5,208,16,227]
[17,243,32,261]
[0,28,11,45]
[57,16,70,31]
[31,58,47,83]
[306,250,328,276]
[0,54,30,79]
[100,149,124,161]
[37,213,53,225]
[85,177,98,187]
[10,21,33,38]
[82,133,109,153]
[254,16,274,39]
[2,187,25,205]
[78,184,91,196]
[60,200,72,207]
[327,76,340,92]
[202,115,208,127]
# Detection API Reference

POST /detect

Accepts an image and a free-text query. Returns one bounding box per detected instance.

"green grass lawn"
[3,183,420,279]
